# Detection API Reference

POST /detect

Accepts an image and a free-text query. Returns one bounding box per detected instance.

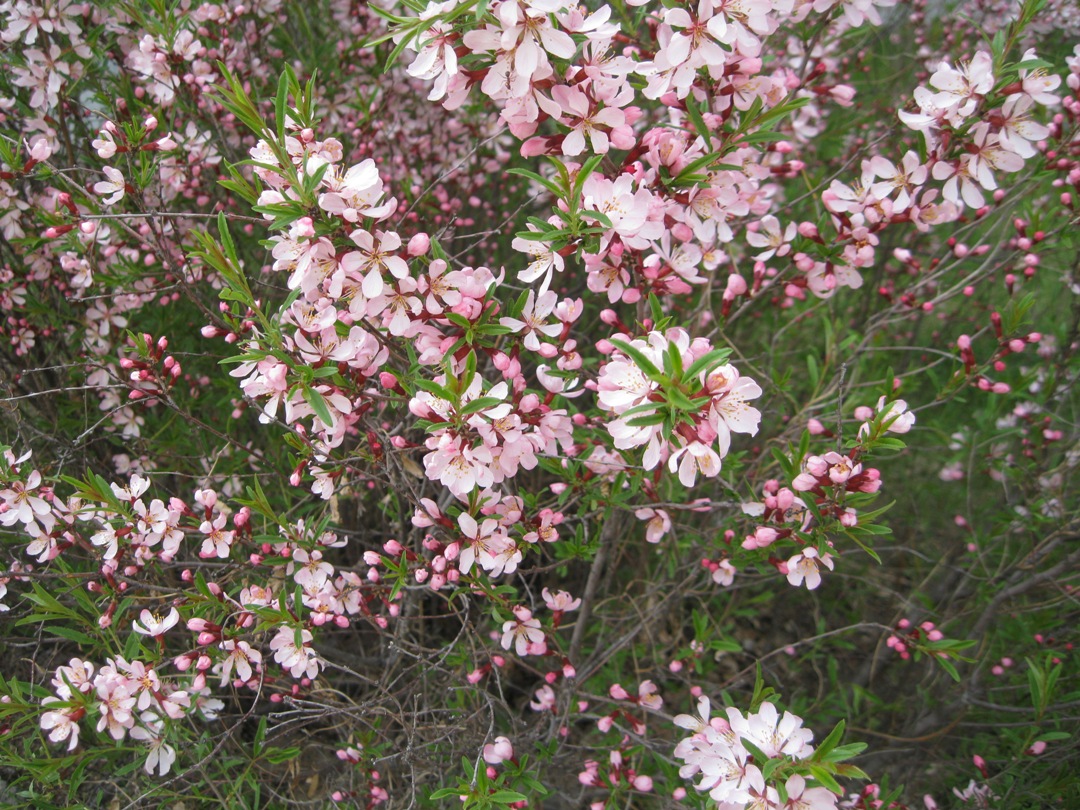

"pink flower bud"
[633,775,654,791]
[724,273,747,297]
[408,233,430,256]
[973,755,988,777]
[671,222,694,241]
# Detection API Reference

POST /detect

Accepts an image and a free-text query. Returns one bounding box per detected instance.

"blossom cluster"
[0,0,1076,803]
[40,655,222,776]
[798,47,1063,298]
[596,328,762,486]
[674,696,836,808]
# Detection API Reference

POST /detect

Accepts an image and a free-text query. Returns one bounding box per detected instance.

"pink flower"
[786,547,835,590]
[542,85,626,156]
[712,560,736,587]
[93,166,126,205]
[130,712,177,776]
[781,774,837,810]
[637,680,663,710]
[530,684,556,711]
[318,159,395,222]
[876,397,916,434]
[746,215,796,260]
[219,639,262,687]
[96,679,136,740]
[929,51,994,112]
[40,699,81,751]
[668,440,722,487]
[457,512,521,577]
[513,228,565,293]
[501,606,546,656]
[866,152,926,211]
[1018,48,1061,104]
[499,289,562,351]
[542,588,581,612]
[634,507,671,543]
[132,607,180,638]
[997,95,1050,158]
[289,548,335,589]
[269,625,321,679]
[52,659,95,698]
[483,736,514,764]
[0,469,52,528]
[423,434,496,498]
[705,364,763,452]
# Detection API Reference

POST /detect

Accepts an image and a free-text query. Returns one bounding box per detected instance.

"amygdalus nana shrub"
[0,0,1077,807]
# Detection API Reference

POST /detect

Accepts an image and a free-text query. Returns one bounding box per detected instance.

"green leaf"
[507,167,563,198]
[814,719,845,760]
[1014,58,1054,71]
[684,348,733,380]
[489,790,528,804]
[460,396,505,416]
[446,312,473,331]
[665,338,684,379]
[826,742,868,762]
[42,626,97,646]
[571,154,605,202]
[737,130,788,146]
[937,656,961,682]
[413,377,456,402]
[684,96,712,144]
[429,788,464,800]
[843,529,883,564]
[275,69,289,141]
[667,387,702,412]
[302,386,334,427]
[264,746,301,764]
[381,23,422,74]
[740,737,769,764]
[609,338,662,380]
[626,412,666,428]
[808,765,844,794]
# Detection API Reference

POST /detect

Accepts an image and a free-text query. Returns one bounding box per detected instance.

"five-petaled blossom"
[132,607,180,637]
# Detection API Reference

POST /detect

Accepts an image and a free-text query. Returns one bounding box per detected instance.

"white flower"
[130,713,177,776]
[132,607,180,637]
[219,639,262,687]
[786,547,835,590]
[93,166,126,205]
[269,625,321,679]
[876,397,916,434]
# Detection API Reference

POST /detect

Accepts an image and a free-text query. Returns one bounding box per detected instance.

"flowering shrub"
[0,0,1078,807]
